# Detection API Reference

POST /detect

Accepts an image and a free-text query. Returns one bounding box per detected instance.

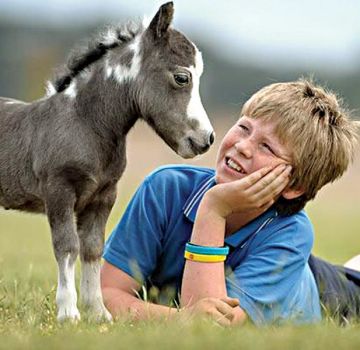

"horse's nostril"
[188,132,215,155]
[209,131,215,146]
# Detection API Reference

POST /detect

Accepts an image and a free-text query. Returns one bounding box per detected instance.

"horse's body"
[0,2,214,321]
[0,74,129,215]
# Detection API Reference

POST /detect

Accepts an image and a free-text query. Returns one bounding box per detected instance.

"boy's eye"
[262,143,275,154]
[238,124,249,132]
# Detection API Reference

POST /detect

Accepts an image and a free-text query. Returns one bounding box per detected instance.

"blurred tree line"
[1,19,359,120]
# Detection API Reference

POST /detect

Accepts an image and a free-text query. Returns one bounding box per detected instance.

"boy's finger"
[215,299,236,317]
[252,166,291,202]
[258,164,290,190]
[215,314,232,327]
[202,306,232,326]
[246,164,291,195]
[239,166,273,189]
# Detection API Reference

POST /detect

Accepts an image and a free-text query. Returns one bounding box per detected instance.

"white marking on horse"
[344,254,360,272]
[186,45,212,132]
[103,28,118,46]
[56,254,80,321]
[80,261,112,321]
[111,34,142,84]
[142,15,151,29]
[104,58,113,79]
[78,69,93,87]
[64,81,77,99]
[45,81,57,97]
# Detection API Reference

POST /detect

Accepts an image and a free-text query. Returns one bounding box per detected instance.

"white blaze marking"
[56,254,80,321]
[344,254,360,272]
[186,45,213,133]
[80,261,112,320]
[64,81,77,99]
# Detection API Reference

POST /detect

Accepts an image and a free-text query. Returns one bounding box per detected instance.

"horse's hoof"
[57,306,81,323]
[98,309,113,323]
[92,306,113,323]
[86,304,113,323]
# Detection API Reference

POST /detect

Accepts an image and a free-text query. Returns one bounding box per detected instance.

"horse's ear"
[147,2,174,40]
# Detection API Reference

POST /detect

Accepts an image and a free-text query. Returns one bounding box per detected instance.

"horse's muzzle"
[183,131,215,157]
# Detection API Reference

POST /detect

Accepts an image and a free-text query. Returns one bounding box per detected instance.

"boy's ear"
[282,187,305,200]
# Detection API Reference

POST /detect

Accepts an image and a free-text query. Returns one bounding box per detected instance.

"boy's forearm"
[103,287,178,321]
[190,202,226,246]
[181,196,228,306]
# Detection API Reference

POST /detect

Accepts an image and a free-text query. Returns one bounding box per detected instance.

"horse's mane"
[51,21,144,93]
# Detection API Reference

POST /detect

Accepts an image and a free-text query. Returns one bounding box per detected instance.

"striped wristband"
[184,242,229,263]
[184,251,226,263]
[185,242,229,256]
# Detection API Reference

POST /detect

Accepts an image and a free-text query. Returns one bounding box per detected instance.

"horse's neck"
[73,66,139,138]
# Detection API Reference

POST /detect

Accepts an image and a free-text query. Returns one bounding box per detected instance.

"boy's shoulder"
[142,164,215,212]
[145,164,215,185]
[266,210,314,255]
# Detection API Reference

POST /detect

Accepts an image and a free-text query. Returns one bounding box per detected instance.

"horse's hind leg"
[77,185,116,322]
[43,179,80,322]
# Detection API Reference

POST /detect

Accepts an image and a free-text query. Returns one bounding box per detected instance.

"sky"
[1,0,360,71]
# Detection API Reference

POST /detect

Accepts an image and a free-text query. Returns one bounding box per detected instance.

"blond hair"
[242,79,359,215]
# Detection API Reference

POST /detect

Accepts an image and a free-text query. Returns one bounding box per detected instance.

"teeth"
[227,158,245,173]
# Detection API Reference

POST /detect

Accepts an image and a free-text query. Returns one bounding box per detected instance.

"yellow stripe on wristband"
[184,251,226,263]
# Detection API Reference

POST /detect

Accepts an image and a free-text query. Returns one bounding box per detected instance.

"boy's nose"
[235,140,253,159]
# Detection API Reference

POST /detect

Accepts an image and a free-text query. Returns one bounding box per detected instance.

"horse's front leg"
[44,179,80,322]
[77,185,116,322]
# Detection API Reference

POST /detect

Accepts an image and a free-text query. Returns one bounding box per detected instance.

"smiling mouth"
[225,157,247,174]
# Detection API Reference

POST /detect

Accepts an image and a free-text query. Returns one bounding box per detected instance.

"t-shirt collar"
[182,175,216,221]
[182,175,278,248]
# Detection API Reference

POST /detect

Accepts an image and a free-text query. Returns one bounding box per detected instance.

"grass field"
[1,121,360,349]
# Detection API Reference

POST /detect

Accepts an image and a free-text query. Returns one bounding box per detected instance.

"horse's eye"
[174,73,190,86]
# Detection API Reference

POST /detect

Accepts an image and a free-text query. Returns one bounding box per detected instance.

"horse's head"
[135,2,214,158]
[48,2,213,158]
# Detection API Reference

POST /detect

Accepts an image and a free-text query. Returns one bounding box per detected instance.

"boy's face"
[215,116,292,184]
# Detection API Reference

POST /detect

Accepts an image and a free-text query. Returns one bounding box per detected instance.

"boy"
[101,79,359,326]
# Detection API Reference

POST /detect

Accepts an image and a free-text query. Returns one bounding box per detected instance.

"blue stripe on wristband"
[185,242,229,256]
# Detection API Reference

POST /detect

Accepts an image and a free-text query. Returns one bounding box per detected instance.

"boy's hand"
[204,163,292,218]
[181,296,245,326]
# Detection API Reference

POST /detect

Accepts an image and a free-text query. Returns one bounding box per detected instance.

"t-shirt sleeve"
[226,221,313,325]
[103,177,166,283]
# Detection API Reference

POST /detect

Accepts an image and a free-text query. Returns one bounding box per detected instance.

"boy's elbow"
[101,285,112,307]
[101,285,118,317]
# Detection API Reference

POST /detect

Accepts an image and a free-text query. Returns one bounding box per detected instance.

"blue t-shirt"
[103,165,321,325]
